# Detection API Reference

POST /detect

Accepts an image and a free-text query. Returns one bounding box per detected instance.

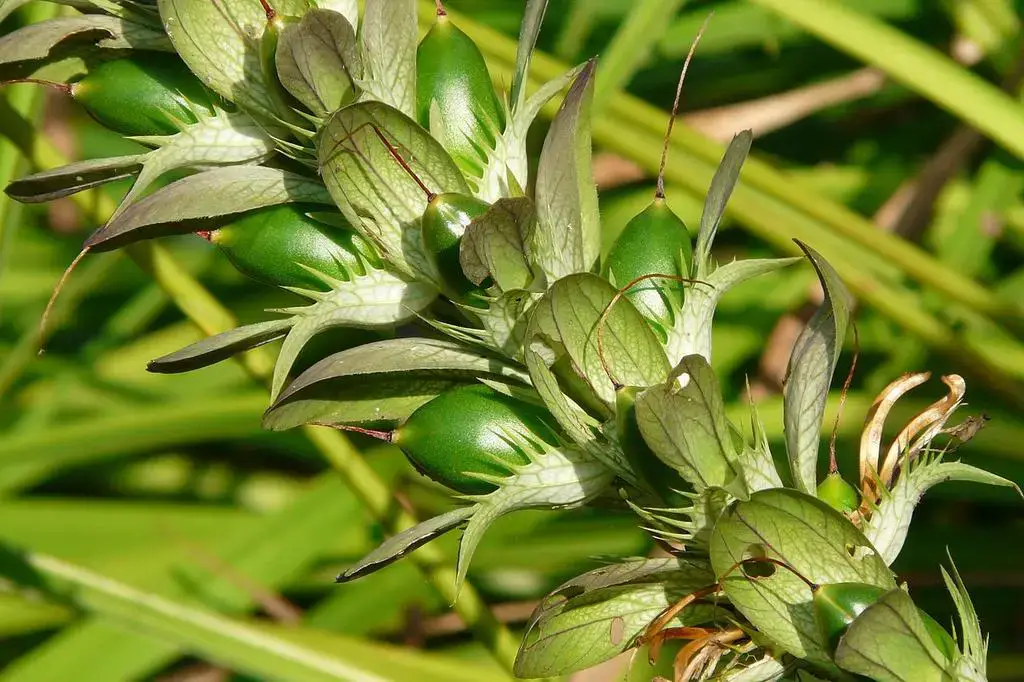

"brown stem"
[369,125,436,201]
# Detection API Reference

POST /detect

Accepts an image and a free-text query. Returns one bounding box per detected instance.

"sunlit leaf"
[317,101,466,277]
[157,0,310,123]
[533,59,600,282]
[833,588,949,682]
[634,355,740,492]
[358,0,416,117]
[337,506,476,583]
[5,155,143,203]
[147,318,294,374]
[0,15,170,72]
[515,557,717,677]
[85,166,332,251]
[693,130,753,277]
[276,9,360,118]
[459,197,536,290]
[526,273,669,406]
[783,242,852,494]
[710,488,895,670]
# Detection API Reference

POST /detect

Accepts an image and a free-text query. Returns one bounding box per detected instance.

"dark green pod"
[207,205,376,291]
[70,55,214,136]
[813,582,957,661]
[816,472,859,514]
[603,199,693,327]
[416,11,505,177]
[422,192,489,298]
[396,384,560,495]
[615,385,688,507]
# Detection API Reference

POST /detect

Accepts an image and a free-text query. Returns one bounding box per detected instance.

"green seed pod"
[396,384,560,495]
[816,472,859,514]
[812,582,957,661]
[205,205,377,291]
[69,55,214,136]
[416,6,505,177]
[615,385,688,507]
[422,192,489,298]
[603,199,692,326]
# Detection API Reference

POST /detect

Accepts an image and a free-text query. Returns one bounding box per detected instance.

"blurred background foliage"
[1,0,1023,680]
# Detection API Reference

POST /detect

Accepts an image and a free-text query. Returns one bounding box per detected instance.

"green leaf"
[147,318,294,374]
[864,458,1021,565]
[533,59,600,282]
[515,557,717,677]
[510,0,549,110]
[0,15,170,71]
[634,354,740,492]
[112,112,276,220]
[264,338,529,430]
[666,256,800,367]
[5,155,144,203]
[783,242,852,494]
[526,273,669,406]
[459,197,536,290]
[337,506,476,583]
[693,130,753,277]
[833,588,949,682]
[359,0,416,117]
[315,0,358,29]
[84,167,333,251]
[157,0,310,123]
[317,101,467,277]
[941,559,987,675]
[269,270,439,399]
[710,488,896,669]
[276,9,361,118]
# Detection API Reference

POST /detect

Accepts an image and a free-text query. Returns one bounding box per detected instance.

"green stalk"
[0,109,521,674]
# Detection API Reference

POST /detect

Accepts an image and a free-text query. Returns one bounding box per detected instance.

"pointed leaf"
[84,167,333,251]
[533,60,600,281]
[515,558,717,677]
[833,589,949,682]
[710,488,895,669]
[112,112,275,220]
[0,15,170,71]
[157,0,311,122]
[864,458,1021,565]
[634,355,739,492]
[358,0,416,117]
[336,506,475,583]
[147,318,294,374]
[276,9,361,118]
[666,256,800,365]
[783,243,853,494]
[5,155,143,203]
[526,273,669,406]
[941,560,986,672]
[269,270,438,399]
[511,0,549,110]
[693,130,753,277]
[459,197,535,290]
[317,101,467,277]
[274,338,530,406]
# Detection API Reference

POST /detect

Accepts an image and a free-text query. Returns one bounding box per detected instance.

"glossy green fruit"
[603,199,693,327]
[422,192,489,298]
[615,386,688,507]
[416,10,505,178]
[70,55,214,136]
[206,205,376,291]
[396,384,560,495]
[817,472,859,514]
[811,582,957,661]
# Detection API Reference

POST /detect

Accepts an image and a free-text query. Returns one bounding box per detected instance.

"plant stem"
[0,107,522,674]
